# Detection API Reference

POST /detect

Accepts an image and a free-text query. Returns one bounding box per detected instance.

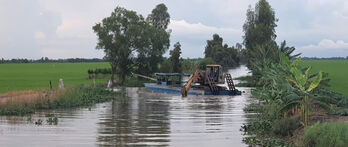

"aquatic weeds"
[45,113,58,125]
[35,119,43,125]
[0,106,34,116]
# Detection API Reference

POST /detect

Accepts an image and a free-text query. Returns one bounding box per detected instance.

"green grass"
[302,60,348,97]
[302,122,348,147]
[0,62,110,93]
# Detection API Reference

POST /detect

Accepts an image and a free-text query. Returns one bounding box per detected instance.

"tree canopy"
[243,0,277,50]
[170,42,182,73]
[146,3,170,30]
[243,0,299,68]
[93,5,171,84]
[204,34,240,67]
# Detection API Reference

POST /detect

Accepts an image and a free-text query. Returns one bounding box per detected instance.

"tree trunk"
[111,66,116,85]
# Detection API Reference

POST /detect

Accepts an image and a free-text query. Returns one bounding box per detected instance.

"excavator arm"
[181,70,201,97]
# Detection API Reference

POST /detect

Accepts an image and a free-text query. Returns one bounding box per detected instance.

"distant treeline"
[302,57,348,60]
[0,57,106,64]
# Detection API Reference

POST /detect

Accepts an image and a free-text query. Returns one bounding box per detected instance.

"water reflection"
[97,88,171,146]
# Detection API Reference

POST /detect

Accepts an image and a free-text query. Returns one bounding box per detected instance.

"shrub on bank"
[36,84,121,109]
[272,116,301,137]
[302,122,348,147]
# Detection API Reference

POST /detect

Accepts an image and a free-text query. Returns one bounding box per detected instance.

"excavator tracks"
[225,73,236,91]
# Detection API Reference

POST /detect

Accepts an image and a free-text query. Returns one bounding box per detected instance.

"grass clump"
[0,106,34,116]
[272,116,301,137]
[302,122,348,147]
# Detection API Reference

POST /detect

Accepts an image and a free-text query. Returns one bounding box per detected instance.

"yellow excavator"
[181,65,240,97]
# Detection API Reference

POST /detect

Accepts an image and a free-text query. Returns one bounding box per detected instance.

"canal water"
[0,66,253,147]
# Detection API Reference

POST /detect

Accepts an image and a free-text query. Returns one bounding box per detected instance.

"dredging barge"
[144,65,241,96]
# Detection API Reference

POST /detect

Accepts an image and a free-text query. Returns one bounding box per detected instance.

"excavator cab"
[205,65,224,84]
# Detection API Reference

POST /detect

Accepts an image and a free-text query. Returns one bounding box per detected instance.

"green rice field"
[1,61,347,96]
[0,62,110,93]
[302,60,348,97]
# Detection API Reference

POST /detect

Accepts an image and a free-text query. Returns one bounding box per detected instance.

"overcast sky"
[1,0,348,59]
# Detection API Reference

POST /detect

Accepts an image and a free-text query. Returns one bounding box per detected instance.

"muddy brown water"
[0,66,254,147]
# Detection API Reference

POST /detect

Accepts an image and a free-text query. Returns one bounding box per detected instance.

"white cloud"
[169,19,240,37]
[301,39,348,50]
[297,39,348,57]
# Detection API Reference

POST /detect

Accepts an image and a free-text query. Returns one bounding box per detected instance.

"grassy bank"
[0,84,123,116]
[301,122,348,147]
[240,57,348,146]
[0,62,110,93]
[302,60,348,96]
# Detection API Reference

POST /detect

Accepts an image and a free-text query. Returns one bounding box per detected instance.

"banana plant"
[284,57,325,127]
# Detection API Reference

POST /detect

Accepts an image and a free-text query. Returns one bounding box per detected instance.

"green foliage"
[243,0,278,65]
[0,84,122,116]
[158,59,172,73]
[243,53,332,145]
[334,109,348,116]
[272,116,301,137]
[36,84,120,109]
[46,114,58,125]
[170,42,182,73]
[285,57,326,126]
[303,122,348,147]
[198,57,215,70]
[122,76,152,87]
[204,34,240,67]
[243,0,277,47]
[93,7,142,84]
[0,106,34,116]
[146,3,170,30]
[93,5,170,83]
[35,119,43,125]
[243,0,300,68]
[181,59,199,74]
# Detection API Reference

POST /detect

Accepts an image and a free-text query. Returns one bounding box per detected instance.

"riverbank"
[0,84,123,116]
[238,58,348,146]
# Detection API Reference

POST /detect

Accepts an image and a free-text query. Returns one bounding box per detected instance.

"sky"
[1,0,348,59]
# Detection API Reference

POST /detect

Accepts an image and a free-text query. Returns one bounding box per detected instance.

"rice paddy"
[0,62,110,93]
[302,60,348,96]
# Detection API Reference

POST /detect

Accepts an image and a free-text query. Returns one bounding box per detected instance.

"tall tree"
[93,7,142,84]
[204,34,223,59]
[170,42,182,73]
[135,3,171,75]
[146,3,170,30]
[243,0,278,65]
[204,34,240,67]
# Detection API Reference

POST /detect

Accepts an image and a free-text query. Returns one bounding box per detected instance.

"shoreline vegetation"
[238,57,348,146]
[0,84,123,116]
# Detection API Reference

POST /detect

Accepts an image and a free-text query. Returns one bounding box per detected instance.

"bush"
[272,116,301,137]
[302,122,348,147]
[335,109,348,116]
[41,84,120,109]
